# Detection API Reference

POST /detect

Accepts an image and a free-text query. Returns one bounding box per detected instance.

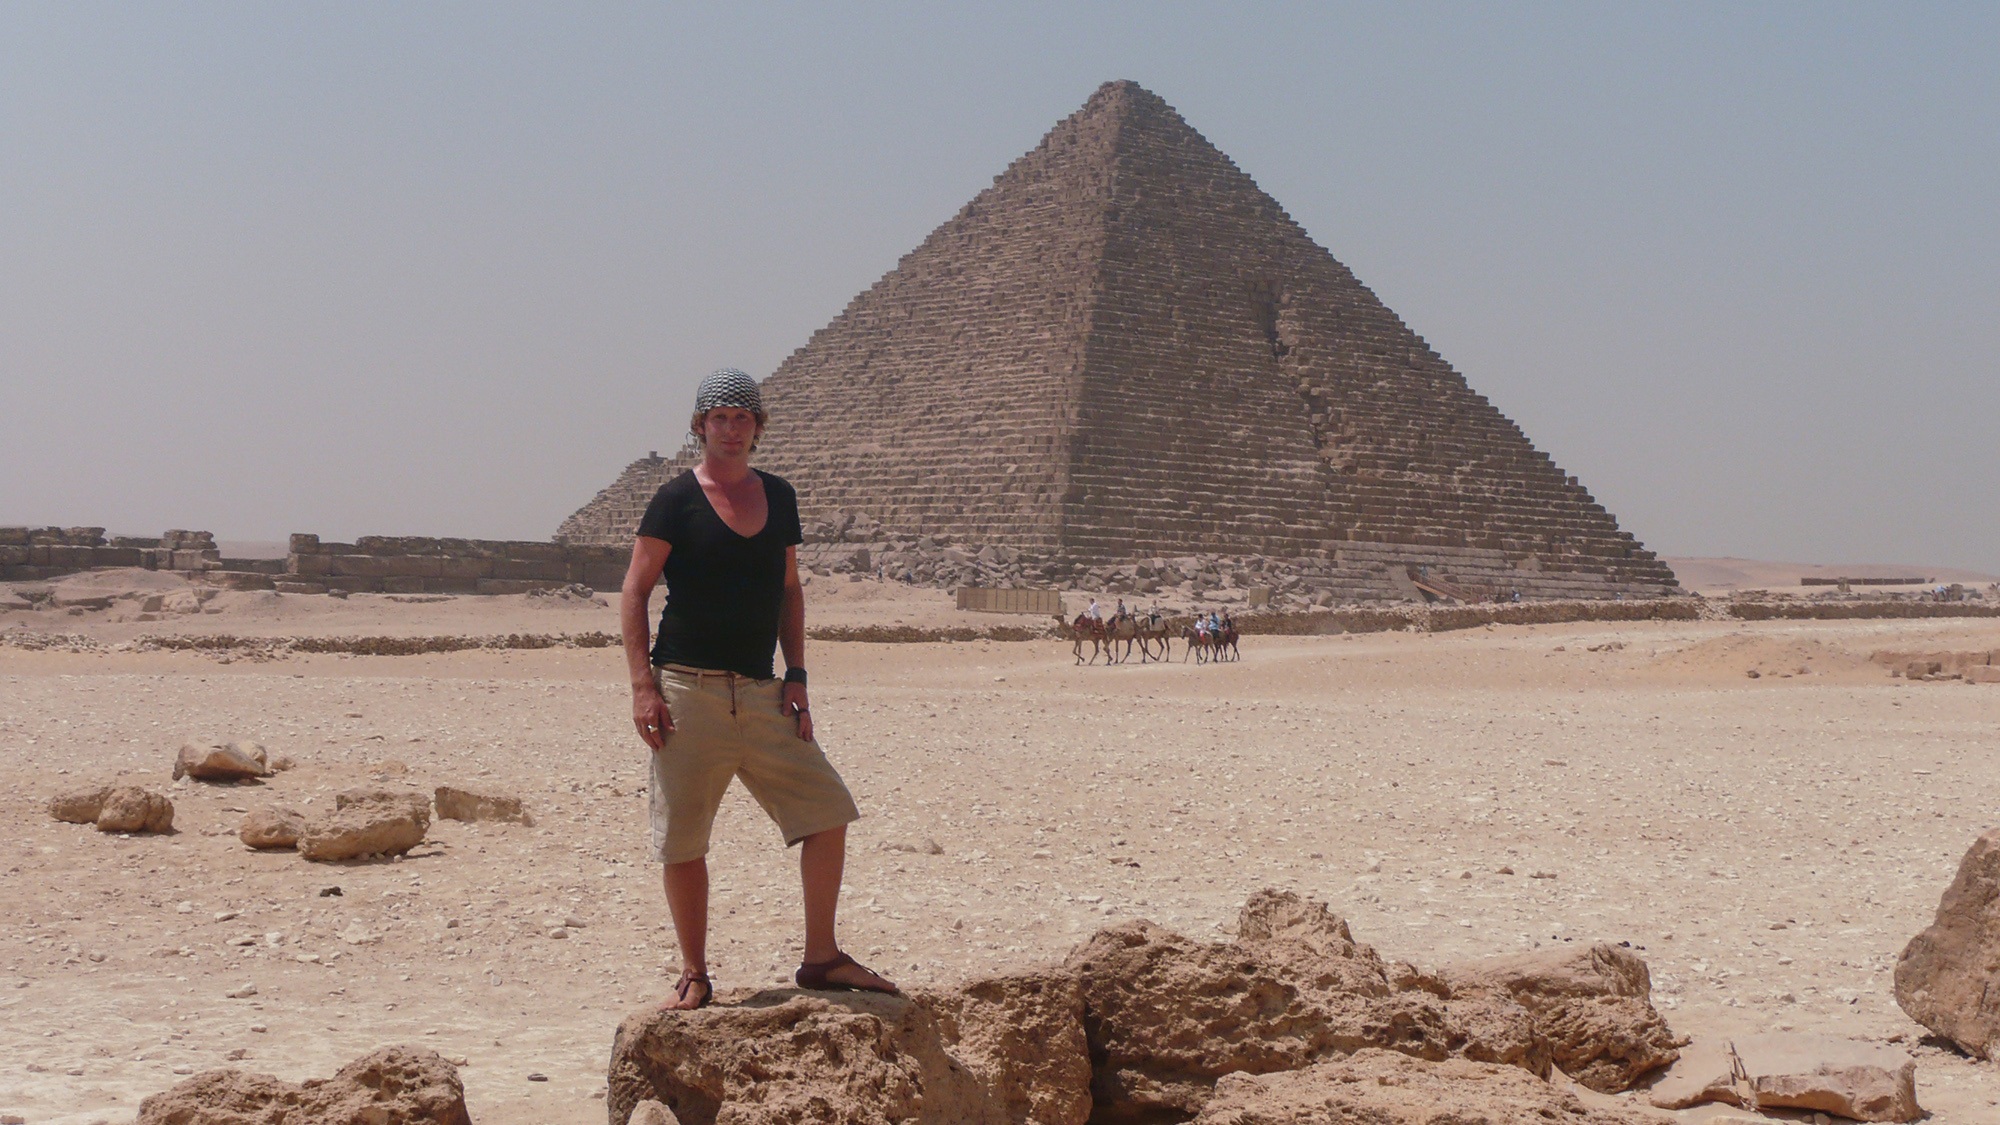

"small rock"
[318,886,342,897]
[214,910,239,921]
[433,785,532,826]
[1649,1033,1920,1122]
[547,927,569,940]
[880,837,945,856]
[225,1048,248,1060]
[630,1099,681,1125]
[527,1072,548,1082]
[172,740,270,782]
[48,785,114,824]
[95,787,174,834]
[297,789,429,862]
[1896,825,2000,1057]
[226,984,258,999]
[238,807,304,850]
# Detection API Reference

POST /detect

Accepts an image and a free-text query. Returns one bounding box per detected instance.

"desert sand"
[5,572,2000,1123]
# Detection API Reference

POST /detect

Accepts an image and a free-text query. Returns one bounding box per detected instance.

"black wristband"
[784,667,807,686]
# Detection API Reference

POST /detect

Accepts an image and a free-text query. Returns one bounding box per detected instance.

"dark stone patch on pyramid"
[560,81,1677,601]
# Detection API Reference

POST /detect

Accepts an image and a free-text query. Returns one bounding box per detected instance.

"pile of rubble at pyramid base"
[607,889,1685,1125]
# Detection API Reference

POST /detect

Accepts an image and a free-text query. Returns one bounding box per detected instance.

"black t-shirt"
[637,469,803,679]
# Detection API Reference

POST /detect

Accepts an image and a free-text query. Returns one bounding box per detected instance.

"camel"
[1059,613,1110,665]
[1104,613,1142,663]
[1134,614,1173,662]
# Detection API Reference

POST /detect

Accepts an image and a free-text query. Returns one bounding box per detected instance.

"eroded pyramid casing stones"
[561,81,1676,601]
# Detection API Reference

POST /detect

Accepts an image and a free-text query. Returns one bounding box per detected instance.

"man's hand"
[634,685,674,750]
[781,681,813,742]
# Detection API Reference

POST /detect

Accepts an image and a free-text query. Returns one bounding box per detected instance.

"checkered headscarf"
[694,368,764,415]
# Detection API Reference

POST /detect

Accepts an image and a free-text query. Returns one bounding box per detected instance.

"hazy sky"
[3,4,1994,569]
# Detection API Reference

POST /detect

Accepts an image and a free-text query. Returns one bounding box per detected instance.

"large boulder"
[172,739,270,782]
[434,784,532,825]
[1190,1048,1670,1125]
[49,786,114,823]
[1441,943,1681,1091]
[239,807,305,850]
[1895,826,2000,1057]
[1647,1034,1920,1122]
[606,973,1090,1125]
[297,788,430,861]
[1065,891,1544,1123]
[135,1044,470,1124]
[94,787,175,833]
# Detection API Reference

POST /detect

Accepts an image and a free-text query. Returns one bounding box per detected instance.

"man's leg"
[661,856,710,1008]
[798,825,895,990]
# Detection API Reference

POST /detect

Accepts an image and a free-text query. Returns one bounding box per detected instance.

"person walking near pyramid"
[620,368,896,1010]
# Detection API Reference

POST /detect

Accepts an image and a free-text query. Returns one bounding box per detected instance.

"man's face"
[701,407,764,457]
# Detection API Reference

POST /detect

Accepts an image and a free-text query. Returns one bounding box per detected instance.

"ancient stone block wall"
[0,527,222,581]
[280,534,626,595]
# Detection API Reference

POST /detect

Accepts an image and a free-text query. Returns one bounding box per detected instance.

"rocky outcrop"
[239,807,304,850]
[1647,1034,1919,1122]
[172,739,270,781]
[434,785,532,825]
[1895,826,2000,1058]
[135,1044,470,1124]
[1190,1048,1670,1125]
[1065,891,1547,1123]
[298,788,430,861]
[605,890,1676,1125]
[1441,943,1681,1091]
[606,977,1089,1125]
[629,1101,680,1125]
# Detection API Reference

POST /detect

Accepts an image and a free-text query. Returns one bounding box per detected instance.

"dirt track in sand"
[4,583,2000,1123]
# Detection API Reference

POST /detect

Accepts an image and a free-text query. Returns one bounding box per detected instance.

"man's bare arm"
[622,536,673,748]
[778,545,812,740]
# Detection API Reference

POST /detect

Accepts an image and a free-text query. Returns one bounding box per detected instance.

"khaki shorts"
[647,665,859,864]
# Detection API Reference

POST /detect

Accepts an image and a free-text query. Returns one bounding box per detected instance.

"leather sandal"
[662,966,712,1011]
[795,950,898,994]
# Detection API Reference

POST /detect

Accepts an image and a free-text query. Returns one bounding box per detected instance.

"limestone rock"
[238,807,304,850]
[135,1044,470,1124]
[1066,891,1539,1124]
[1895,826,2000,1057]
[1647,1034,1920,1122]
[629,1101,680,1125]
[1190,1048,1670,1125]
[298,790,430,861]
[95,787,174,833]
[927,971,1092,1125]
[606,975,1089,1125]
[433,785,532,825]
[172,739,270,782]
[49,785,114,824]
[1442,943,1680,1091]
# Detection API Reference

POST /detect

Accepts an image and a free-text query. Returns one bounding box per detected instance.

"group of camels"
[1059,611,1241,665]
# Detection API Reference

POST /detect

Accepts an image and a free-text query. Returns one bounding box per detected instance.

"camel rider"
[1147,602,1162,626]
[1087,598,1102,622]
[1193,610,1210,640]
[1207,610,1221,635]
[1114,598,1127,621]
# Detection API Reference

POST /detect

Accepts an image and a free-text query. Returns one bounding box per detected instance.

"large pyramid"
[560,81,1677,602]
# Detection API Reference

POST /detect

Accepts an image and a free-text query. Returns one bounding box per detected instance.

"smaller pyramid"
[561,82,1676,604]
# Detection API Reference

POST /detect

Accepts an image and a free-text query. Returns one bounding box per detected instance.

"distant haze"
[3,5,1994,570]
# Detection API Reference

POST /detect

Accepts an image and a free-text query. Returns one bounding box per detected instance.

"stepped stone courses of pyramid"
[559,81,1678,602]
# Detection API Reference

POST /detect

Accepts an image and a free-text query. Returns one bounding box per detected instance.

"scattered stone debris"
[1647,1033,1919,1122]
[297,788,431,862]
[433,785,532,826]
[1895,825,2000,1058]
[135,1044,470,1125]
[238,807,305,850]
[50,785,174,833]
[173,738,271,781]
[879,837,945,856]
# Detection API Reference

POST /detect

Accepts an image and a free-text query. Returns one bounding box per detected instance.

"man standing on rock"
[620,368,897,1010]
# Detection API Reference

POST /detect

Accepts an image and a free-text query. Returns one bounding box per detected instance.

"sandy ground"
[5,579,2000,1123]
